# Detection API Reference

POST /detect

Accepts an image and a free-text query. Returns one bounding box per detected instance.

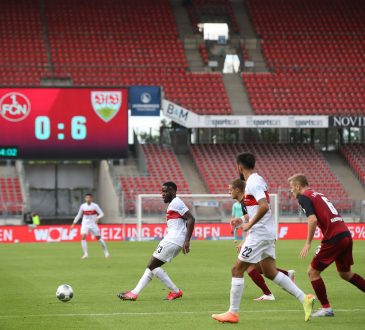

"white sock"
[273,271,305,302]
[131,268,154,295]
[98,239,109,255]
[229,277,244,313]
[152,267,179,293]
[81,239,88,256]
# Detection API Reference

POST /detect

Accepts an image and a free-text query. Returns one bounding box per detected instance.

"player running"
[288,174,365,317]
[117,181,195,301]
[212,153,314,324]
[229,179,295,301]
[71,193,109,259]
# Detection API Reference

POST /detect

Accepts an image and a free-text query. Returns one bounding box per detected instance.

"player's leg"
[261,257,305,301]
[213,238,264,323]
[95,235,109,257]
[256,262,295,283]
[338,271,365,292]
[117,256,162,301]
[336,237,365,292]
[88,223,109,257]
[148,242,183,300]
[80,224,88,258]
[211,259,249,323]
[307,264,334,317]
[248,264,275,301]
[259,242,314,322]
[309,242,343,317]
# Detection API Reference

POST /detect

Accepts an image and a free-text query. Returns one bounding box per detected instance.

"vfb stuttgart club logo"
[91,91,122,123]
[0,92,31,122]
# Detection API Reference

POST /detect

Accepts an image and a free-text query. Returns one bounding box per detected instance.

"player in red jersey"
[288,174,365,317]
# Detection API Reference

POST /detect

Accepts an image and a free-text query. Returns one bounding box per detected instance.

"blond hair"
[288,174,309,187]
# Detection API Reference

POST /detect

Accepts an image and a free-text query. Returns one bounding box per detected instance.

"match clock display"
[0,88,128,159]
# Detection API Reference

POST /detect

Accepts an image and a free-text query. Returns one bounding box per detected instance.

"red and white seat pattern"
[192,143,350,211]
[243,0,365,115]
[120,144,190,214]
[0,177,23,214]
[0,0,49,85]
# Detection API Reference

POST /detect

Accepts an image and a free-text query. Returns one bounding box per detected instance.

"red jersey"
[298,189,349,242]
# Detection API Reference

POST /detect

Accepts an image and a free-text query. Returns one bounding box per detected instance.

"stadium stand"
[120,144,190,214]
[0,177,23,214]
[0,0,49,85]
[340,144,365,187]
[0,0,231,115]
[186,0,239,33]
[243,0,365,115]
[43,0,231,115]
[199,43,209,64]
[191,143,351,211]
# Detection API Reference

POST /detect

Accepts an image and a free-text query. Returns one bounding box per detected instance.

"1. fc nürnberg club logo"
[0,92,31,122]
[91,91,122,123]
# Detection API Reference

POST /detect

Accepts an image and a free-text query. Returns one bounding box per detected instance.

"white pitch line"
[0,309,364,319]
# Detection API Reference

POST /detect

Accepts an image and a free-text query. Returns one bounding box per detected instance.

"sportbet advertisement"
[0,223,364,243]
[0,88,128,159]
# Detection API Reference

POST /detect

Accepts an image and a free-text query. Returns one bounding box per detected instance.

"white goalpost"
[136,193,279,242]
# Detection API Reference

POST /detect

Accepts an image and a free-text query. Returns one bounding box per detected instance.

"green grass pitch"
[0,240,364,330]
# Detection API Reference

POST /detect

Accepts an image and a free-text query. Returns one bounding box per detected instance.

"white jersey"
[74,202,104,226]
[163,197,189,247]
[244,173,276,241]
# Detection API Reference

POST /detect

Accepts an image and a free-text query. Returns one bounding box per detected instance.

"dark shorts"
[311,234,353,273]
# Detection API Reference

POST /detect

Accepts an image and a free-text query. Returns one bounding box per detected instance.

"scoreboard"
[0,88,128,159]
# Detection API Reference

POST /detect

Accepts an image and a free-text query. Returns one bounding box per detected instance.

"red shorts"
[311,236,353,272]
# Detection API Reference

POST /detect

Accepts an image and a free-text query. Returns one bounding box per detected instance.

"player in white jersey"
[71,193,109,259]
[117,181,195,301]
[212,153,314,324]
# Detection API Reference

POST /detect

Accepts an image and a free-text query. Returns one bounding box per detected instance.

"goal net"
[136,194,278,241]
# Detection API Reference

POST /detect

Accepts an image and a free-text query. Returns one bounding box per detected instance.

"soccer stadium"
[0,0,364,329]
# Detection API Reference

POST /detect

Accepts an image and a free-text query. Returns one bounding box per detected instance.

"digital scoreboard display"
[0,88,128,159]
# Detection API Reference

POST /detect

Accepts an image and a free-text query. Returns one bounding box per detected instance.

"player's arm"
[241,185,269,232]
[182,210,195,255]
[298,195,317,258]
[230,201,249,229]
[240,201,249,223]
[95,204,104,223]
[71,207,82,228]
[242,198,269,232]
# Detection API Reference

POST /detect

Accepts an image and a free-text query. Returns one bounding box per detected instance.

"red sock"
[349,273,365,292]
[248,269,272,295]
[277,268,289,276]
[311,278,330,308]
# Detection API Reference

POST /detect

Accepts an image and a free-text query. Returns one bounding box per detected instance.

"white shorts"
[238,238,276,264]
[80,222,101,237]
[152,239,182,263]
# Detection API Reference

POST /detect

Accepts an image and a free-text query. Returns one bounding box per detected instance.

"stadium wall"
[1,223,364,243]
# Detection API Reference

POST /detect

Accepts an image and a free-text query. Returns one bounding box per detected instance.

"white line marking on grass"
[0,309,364,319]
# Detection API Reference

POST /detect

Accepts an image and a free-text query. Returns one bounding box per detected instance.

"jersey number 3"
[321,196,339,215]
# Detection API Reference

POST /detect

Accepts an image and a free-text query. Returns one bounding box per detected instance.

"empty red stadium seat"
[0,177,23,214]
[119,144,191,215]
[340,144,365,187]
[242,0,365,115]
[191,143,351,212]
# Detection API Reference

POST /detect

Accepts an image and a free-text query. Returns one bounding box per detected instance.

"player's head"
[228,179,245,200]
[236,153,255,180]
[161,181,177,203]
[288,174,309,198]
[84,193,93,204]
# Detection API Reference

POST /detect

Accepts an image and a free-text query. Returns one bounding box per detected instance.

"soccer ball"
[56,284,74,302]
